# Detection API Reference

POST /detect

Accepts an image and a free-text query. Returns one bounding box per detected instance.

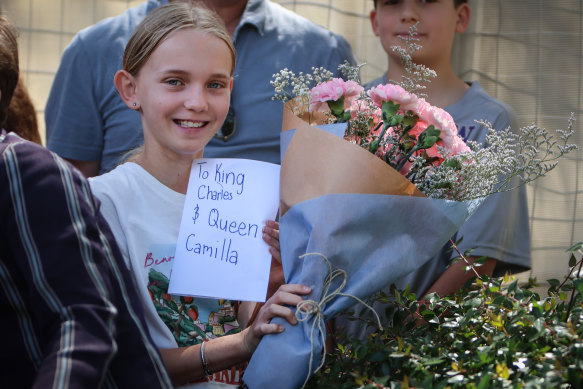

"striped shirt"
[0,131,172,388]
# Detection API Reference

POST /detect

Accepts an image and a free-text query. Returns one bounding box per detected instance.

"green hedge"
[308,243,583,389]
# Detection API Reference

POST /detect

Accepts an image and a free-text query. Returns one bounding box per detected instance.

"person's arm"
[45,34,104,175]
[0,139,151,387]
[423,256,497,298]
[159,283,311,385]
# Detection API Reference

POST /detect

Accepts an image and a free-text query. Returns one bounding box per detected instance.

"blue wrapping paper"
[243,114,482,388]
[243,193,476,389]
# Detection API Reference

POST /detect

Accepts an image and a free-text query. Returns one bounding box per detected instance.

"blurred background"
[1,0,581,290]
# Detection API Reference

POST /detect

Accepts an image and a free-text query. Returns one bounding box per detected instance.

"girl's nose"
[184,87,208,112]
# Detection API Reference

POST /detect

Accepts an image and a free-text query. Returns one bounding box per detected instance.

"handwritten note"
[168,158,280,302]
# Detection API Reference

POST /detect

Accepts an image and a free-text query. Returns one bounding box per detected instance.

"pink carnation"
[367,84,418,112]
[416,99,470,157]
[310,78,363,112]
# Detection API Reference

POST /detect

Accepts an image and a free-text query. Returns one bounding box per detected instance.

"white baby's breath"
[271,25,578,202]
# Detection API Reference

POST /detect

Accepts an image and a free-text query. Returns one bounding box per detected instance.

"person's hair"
[373,0,468,8]
[122,2,236,77]
[5,77,41,144]
[0,14,20,127]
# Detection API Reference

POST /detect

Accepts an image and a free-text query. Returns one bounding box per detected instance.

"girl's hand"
[263,220,284,301]
[262,219,280,262]
[242,283,311,354]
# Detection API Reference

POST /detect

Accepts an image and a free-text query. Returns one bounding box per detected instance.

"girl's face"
[134,28,232,161]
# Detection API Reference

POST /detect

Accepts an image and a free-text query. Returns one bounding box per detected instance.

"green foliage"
[307,244,583,388]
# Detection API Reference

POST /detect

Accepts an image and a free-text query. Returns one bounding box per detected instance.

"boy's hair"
[0,15,19,126]
[123,2,236,77]
[373,0,467,8]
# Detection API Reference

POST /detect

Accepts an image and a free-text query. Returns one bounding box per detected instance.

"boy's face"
[371,0,470,67]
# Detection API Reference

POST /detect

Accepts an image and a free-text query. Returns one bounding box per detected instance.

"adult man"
[0,14,172,388]
[46,0,355,176]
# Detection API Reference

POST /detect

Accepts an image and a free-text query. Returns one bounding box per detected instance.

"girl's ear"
[229,78,233,92]
[370,9,380,37]
[455,3,471,34]
[114,70,139,110]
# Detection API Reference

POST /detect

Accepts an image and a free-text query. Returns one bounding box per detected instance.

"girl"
[89,3,309,387]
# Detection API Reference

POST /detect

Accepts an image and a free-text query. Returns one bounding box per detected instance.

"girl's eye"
[166,79,182,86]
[208,81,225,89]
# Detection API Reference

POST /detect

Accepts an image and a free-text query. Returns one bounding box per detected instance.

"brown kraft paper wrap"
[280,103,424,216]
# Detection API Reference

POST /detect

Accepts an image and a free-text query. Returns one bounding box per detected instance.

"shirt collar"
[146,0,266,39]
[234,0,267,40]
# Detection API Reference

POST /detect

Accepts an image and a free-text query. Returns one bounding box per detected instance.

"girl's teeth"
[178,121,204,128]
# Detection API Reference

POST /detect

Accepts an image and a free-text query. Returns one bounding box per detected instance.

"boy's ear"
[455,3,471,33]
[370,9,380,37]
[114,70,139,110]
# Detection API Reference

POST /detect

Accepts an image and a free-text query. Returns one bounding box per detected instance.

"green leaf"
[477,373,491,389]
[381,100,400,118]
[569,253,578,267]
[416,126,441,149]
[441,158,462,169]
[474,256,487,265]
[401,112,418,130]
[423,358,445,366]
[327,97,346,119]
[567,242,583,252]
[574,278,583,295]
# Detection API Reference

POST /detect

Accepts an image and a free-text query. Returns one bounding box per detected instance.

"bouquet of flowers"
[243,33,576,389]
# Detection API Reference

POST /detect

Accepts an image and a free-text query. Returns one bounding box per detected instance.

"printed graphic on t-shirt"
[143,244,241,346]
[457,124,476,142]
[144,244,245,385]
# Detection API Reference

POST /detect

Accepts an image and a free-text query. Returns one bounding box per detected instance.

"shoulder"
[1,133,95,211]
[448,81,516,130]
[260,1,351,48]
[1,133,83,186]
[89,163,136,200]
[65,2,149,57]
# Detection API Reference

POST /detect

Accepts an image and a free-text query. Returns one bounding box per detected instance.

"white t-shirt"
[90,163,243,388]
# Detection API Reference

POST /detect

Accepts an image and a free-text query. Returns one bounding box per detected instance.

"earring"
[132,102,137,107]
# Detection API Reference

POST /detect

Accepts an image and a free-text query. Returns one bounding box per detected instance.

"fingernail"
[278,325,285,332]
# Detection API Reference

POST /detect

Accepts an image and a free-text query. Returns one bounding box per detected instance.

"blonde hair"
[123,2,236,77]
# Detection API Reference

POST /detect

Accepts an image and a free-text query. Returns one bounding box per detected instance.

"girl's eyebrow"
[159,69,230,79]
[209,72,231,79]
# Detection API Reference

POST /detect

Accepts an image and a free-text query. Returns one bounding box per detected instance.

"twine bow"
[295,252,382,388]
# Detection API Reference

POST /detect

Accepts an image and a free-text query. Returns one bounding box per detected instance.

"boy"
[337,0,530,337]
